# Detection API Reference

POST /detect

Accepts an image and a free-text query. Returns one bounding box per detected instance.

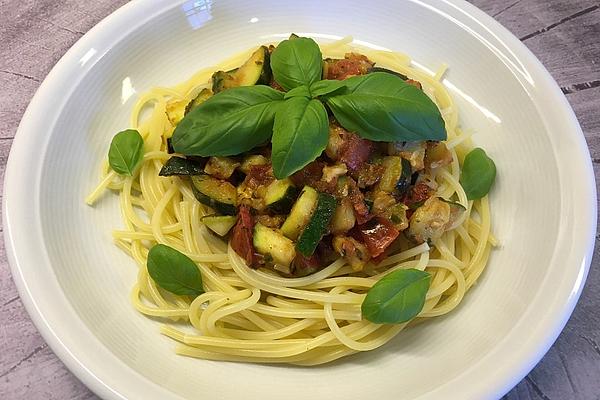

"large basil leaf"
[171,85,284,156]
[108,129,144,176]
[147,244,204,296]
[326,72,446,142]
[362,268,430,324]
[460,148,497,200]
[272,97,329,179]
[271,37,323,91]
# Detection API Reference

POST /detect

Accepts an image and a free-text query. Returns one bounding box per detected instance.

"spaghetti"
[87,37,497,365]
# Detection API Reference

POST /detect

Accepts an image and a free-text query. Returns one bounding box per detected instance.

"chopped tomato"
[340,132,373,173]
[247,164,274,187]
[325,53,374,80]
[292,252,321,277]
[406,79,422,90]
[290,160,326,187]
[231,205,256,267]
[347,178,371,224]
[403,183,434,208]
[358,217,400,258]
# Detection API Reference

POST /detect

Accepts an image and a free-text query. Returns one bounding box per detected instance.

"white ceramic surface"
[4,0,596,399]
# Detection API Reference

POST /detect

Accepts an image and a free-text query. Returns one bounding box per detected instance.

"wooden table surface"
[1,1,599,399]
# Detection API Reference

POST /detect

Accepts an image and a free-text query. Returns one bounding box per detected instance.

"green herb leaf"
[271,37,323,91]
[460,148,497,200]
[284,85,311,100]
[326,72,446,142]
[309,79,347,98]
[171,85,284,156]
[272,97,329,179]
[147,244,204,296]
[362,268,430,324]
[108,129,144,176]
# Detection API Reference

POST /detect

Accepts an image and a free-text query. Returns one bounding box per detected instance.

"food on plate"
[87,35,497,365]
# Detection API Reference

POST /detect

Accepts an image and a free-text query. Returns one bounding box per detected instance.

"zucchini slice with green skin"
[396,158,412,195]
[159,156,205,176]
[211,46,271,93]
[253,223,296,267]
[240,154,268,174]
[369,66,408,81]
[212,70,237,93]
[281,186,319,240]
[201,215,238,236]
[185,88,212,115]
[191,175,237,215]
[265,179,299,214]
[377,156,403,193]
[296,193,337,257]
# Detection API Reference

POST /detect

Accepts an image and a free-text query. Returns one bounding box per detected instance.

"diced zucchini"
[159,156,205,176]
[185,88,212,115]
[264,179,299,214]
[375,156,411,195]
[331,198,356,234]
[333,236,370,271]
[397,158,412,195]
[204,156,240,180]
[253,223,296,267]
[158,156,204,176]
[426,142,453,169]
[377,156,403,193]
[191,175,237,215]
[240,154,269,174]
[212,70,237,93]
[211,46,271,93]
[280,186,319,240]
[296,193,337,257]
[440,198,467,230]
[201,215,238,236]
[369,66,408,81]
[387,203,409,231]
[165,98,189,127]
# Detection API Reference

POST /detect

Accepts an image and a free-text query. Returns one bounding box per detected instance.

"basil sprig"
[147,244,204,296]
[460,148,497,200]
[362,268,431,324]
[171,36,448,178]
[108,129,144,176]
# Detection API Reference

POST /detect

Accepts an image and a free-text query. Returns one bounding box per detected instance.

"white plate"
[4,1,596,399]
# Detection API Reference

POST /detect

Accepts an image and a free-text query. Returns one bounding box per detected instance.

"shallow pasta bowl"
[3,0,596,399]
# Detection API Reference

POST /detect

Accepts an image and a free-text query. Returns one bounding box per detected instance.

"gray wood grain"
[0,1,598,399]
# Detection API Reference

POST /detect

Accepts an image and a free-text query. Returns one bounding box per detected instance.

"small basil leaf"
[272,97,329,179]
[362,268,430,324]
[271,37,323,91]
[147,244,204,296]
[326,72,446,142]
[171,85,284,156]
[284,85,311,100]
[309,79,347,98]
[460,148,497,200]
[108,129,144,176]
[158,156,205,176]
